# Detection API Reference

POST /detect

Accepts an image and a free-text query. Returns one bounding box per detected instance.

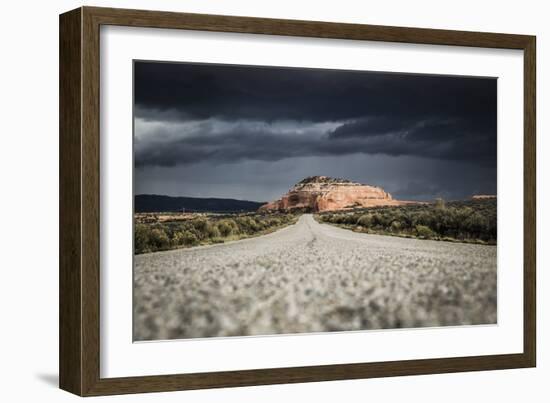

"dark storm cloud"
[329,116,496,164]
[134,116,495,168]
[134,119,337,167]
[135,61,496,124]
[134,61,496,168]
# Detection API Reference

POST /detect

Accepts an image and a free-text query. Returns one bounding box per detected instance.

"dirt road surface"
[134,214,496,340]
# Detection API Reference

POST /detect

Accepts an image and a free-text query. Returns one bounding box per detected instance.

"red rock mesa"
[259,176,410,213]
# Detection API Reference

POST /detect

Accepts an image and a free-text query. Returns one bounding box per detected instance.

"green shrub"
[173,230,199,246]
[134,224,151,254]
[415,225,436,239]
[390,220,402,233]
[150,228,170,250]
[356,214,373,227]
[463,212,488,237]
[236,216,259,232]
[192,218,208,232]
[217,220,234,237]
[346,215,358,225]
[206,223,221,238]
[330,214,346,224]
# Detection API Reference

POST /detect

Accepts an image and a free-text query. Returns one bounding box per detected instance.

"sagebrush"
[135,213,297,254]
[317,199,496,244]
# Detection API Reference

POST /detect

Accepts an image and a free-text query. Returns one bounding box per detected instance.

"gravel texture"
[134,214,497,341]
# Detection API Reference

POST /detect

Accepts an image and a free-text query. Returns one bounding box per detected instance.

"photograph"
[132,61,497,341]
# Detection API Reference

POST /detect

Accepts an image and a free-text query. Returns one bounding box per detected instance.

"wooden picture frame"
[59,6,536,396]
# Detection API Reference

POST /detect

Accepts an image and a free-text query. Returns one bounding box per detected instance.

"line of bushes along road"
[317,199,496,244]
[135,213,297,254]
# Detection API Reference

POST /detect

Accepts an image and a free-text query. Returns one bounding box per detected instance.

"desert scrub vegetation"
[134,212,298,254]
[317,199,496,244]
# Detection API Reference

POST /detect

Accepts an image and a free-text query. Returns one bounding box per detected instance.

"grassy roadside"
[315,199,496,245]
[135,212,298,254]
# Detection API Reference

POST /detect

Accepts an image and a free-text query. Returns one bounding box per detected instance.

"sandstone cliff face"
[259,176,406,212]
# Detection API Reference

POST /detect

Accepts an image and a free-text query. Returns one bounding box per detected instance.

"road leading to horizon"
[134,214,497,341]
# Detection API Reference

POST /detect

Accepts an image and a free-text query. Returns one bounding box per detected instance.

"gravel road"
[134,214,497,341]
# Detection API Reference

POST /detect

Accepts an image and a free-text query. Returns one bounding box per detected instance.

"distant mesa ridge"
[135,194,263,213]
[471,194,497,200]
[259,175,412,213]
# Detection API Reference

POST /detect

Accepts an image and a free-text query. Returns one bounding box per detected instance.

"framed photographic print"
[59,6,536,396]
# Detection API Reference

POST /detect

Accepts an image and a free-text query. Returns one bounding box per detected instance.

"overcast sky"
[134,61,497,202]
